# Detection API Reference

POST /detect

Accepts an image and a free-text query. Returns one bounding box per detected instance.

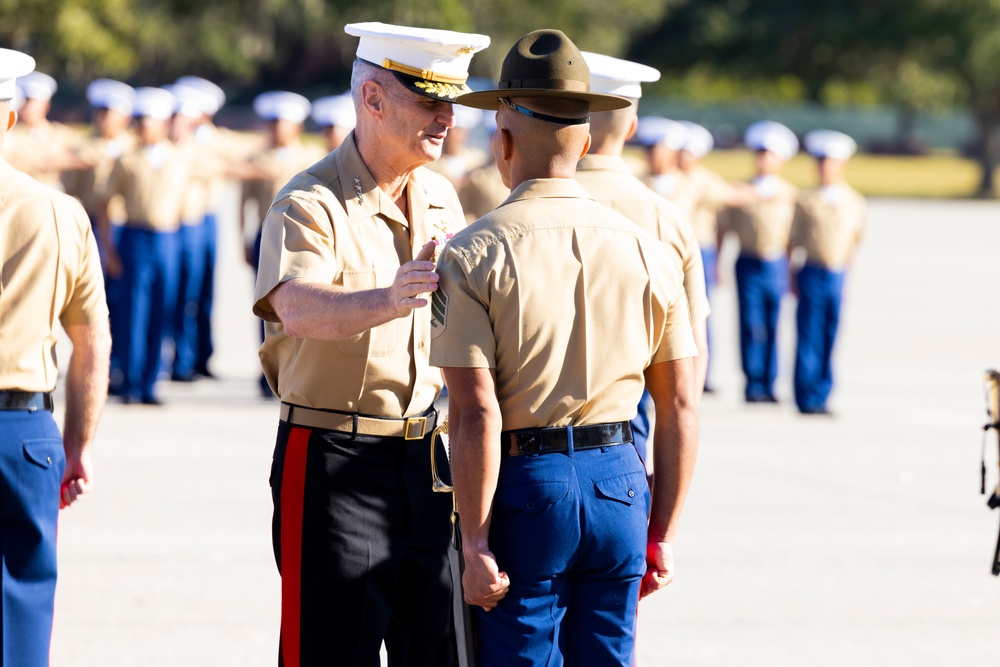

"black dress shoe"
[799,406,831,416]
[140,396,163,406]
[171,372,196,382]
[194,367,217,379]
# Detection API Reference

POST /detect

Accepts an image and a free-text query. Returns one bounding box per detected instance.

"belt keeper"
[566,424,574,454]
[351,413,359,439]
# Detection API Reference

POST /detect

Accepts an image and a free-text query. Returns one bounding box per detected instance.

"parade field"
[48,196,1000,666]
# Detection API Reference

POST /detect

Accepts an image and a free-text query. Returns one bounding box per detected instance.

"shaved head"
[494,97,592,184]
[588,98,638,152]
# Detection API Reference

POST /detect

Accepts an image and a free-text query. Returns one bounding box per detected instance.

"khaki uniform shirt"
[684,165,731,248]
[789,184,866,270]
[253,133,465,417]
[5,121,81,189]
[576,154,710,323]
[0,159,108,392]
[719,176,798,260]
[646,170,696,220]
[430,178,696,432]
[62,133,135,217]
[457,162,509,223]
[104,142,194,232]
[242,142,327,233]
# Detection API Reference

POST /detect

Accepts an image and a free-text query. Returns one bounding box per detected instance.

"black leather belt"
[0,391,54,412]
[501,421,632,457]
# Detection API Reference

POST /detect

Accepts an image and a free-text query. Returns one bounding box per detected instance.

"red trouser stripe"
[280,427,311,667]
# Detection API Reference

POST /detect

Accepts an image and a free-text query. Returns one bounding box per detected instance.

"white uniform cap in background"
[132,87,177,120]
[744,120,799,160]
[634,116,688,151]
[453,104,483,129]
[804,129,857,160]
[12,86,24,111]
[680,121,714,158]
[167,83,214,118]
[253,91,311,123]
[17,70,56,101]
[345,22,490,101]
[0,48,35,100]
[87,78,135,115]
[174,76,225,115]
[310,94,356,129]
[582,51,660,100]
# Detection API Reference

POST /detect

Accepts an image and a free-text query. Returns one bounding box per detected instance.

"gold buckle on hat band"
[381,59,468,85]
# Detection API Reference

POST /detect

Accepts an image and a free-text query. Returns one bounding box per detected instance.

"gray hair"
[351,59,396,110]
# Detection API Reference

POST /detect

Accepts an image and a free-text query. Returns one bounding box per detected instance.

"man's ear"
[625,116,638,142]
[361,81,383,117]
[579,133,592,160]
[499,127,513,162]
[6,110,16,132]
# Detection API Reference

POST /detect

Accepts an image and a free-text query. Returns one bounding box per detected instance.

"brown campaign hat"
[456,29,630,114]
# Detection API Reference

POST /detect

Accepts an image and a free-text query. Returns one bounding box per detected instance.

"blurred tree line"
[5,0,1000,193]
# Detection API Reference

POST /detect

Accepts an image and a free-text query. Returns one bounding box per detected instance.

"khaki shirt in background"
[430,178,696,432]
[62,134,135,218]
[576,154,710,324]
[646,170,696,219]
[103,143,194,232]
[5,121,82,189]
[0,159,108,392]
[719,176,798,260]
[242,142,327,235]
[684,165,731,249]
[789,185,867,271]
[178,140,229,225]
[457,162,508,223]
[253,133,465,417]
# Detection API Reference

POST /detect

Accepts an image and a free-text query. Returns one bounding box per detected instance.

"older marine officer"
[253,22,488,667]
[0,48,111,667]
[431,30,699,667]
[575,52,710,464]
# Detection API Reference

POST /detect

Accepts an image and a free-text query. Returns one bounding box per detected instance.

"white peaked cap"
[174,76,225,115]
[635,116,688,151]
[253,91,311,123]
[17,70,56,101]
[0,48,35,100]
[12,86,24,110]
[87,78,135,115]
[311,94,356,129]
[132,87,177,120]
[345,22,489,101]
[744,120,799,160]
[680,121,714,158]
[167,83,215,118]
[804,129,857,160]
[582,51,660,99]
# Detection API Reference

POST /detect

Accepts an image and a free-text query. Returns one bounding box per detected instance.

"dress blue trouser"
[700,246,718,380]
[629,390,653,466]
[172,222,206,377]
[195,213,218,374]
[794,265,845,412]
[476,443,650,667]
[735,255,788,399]
[0,411,65,667]
[116,226,178,401]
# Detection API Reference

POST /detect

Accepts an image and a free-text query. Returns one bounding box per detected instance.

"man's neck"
[355,129,421,205]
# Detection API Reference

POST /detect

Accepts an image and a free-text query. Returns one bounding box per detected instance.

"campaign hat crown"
[457,29,630,112]
[345,22,490,102]
[0,48,35,100]
[582,51,660,100]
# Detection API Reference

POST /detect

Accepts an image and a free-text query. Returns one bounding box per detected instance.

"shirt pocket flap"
[495,481,568,514]
[22,438,61,469]
[594,471,646,506]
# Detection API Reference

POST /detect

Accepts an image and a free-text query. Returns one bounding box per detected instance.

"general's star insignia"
[354,177,363,205]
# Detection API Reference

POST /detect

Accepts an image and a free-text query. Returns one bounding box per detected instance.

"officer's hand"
[60,450,93,510]
[387,241,439,316]
[462,547,510,611]
[640,540,675,599]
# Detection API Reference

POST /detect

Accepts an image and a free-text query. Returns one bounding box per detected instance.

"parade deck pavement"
[49,197,1000,666]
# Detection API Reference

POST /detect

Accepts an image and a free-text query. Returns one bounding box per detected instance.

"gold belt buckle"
[404,416,428,440]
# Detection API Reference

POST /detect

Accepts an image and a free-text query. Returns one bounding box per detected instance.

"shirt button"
[526,501,535,509]
[627,489,635,498]
[46,456,52,465]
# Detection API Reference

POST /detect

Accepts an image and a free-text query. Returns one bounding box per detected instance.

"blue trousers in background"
[629,389,653,466]
[0,411,65,667]
[172,222,206,379]
[475,444,649,667]
[794,264,845,413]
[700,246,718,385]
[735,255,787,401]
[195,213,218,375]
[116,226,178,402]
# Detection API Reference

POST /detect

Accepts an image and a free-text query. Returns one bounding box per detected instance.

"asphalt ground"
[48,196,1000,666]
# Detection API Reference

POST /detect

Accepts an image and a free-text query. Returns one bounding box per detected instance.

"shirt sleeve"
[59,196,109,326]
[650,278,697,366]
[428,244,496,369]
[681,229,710,322]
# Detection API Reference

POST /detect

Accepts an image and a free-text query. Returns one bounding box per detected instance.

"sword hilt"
[430,419,453,493]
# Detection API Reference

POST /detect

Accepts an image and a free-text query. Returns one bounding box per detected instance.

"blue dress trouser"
[700,246,718,383]
[629,390,652,466]
[734,255,787,400]
[794,264,845,412]
[172,222,206,378]
[195,213,218,374]
[117,226,178,401]
[0,411,65,667]
[476,443,649,667]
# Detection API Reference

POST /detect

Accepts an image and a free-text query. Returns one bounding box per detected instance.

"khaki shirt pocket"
[335,268,401,358]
